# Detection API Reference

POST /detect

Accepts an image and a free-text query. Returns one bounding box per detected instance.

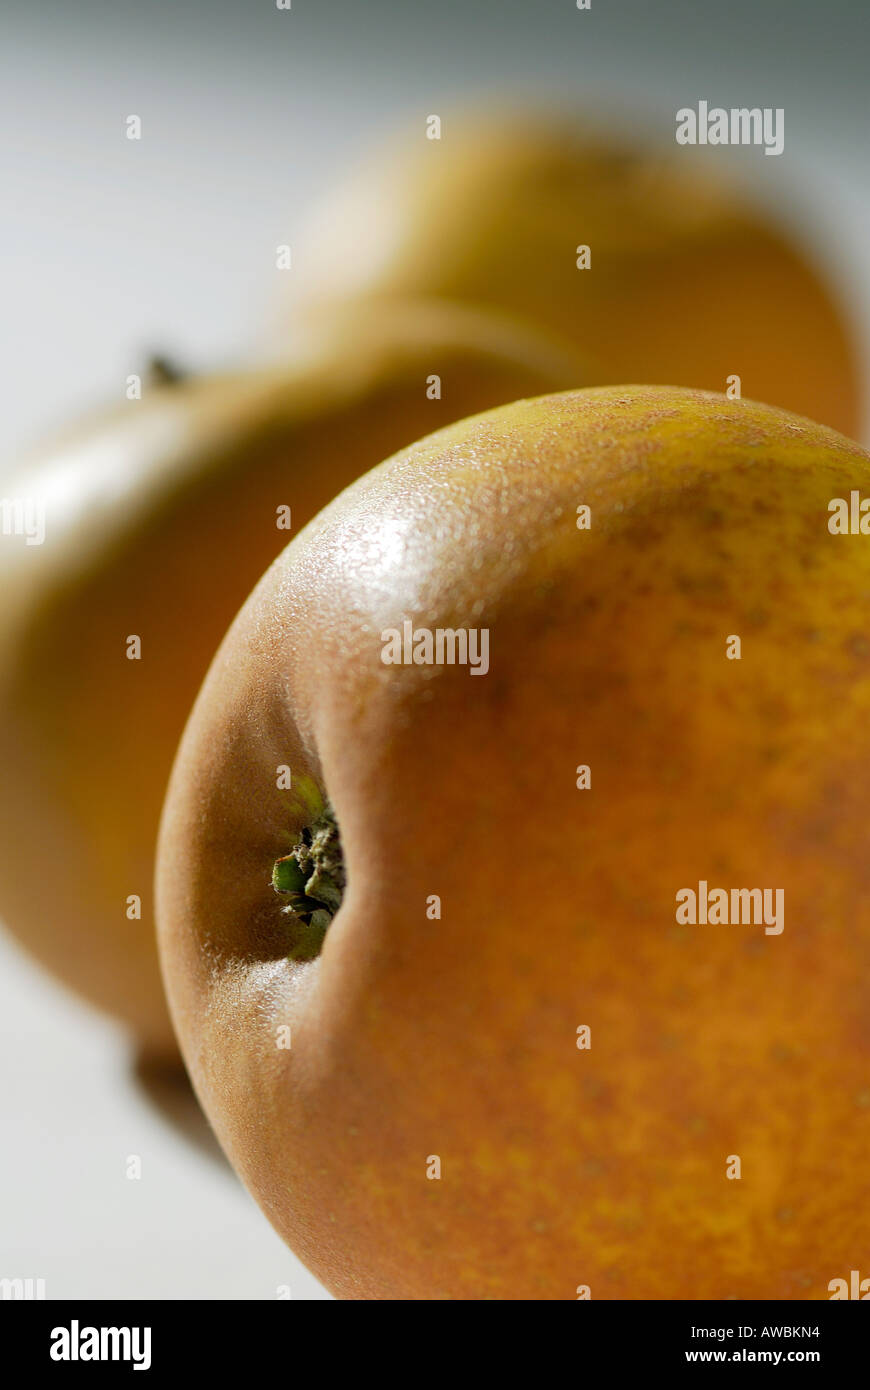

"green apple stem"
[271,802,345,961]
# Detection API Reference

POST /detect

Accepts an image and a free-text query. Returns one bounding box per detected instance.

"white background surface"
[1,0,868,1300]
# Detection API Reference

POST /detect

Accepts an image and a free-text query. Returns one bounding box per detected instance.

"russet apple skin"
[0,304,581,1059]
[157,385,870,1299]
[287,115,862,440]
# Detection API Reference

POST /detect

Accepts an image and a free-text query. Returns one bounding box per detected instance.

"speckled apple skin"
[158,386,870,1297]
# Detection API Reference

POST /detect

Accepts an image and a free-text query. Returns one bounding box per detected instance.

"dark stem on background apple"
[271,803,346,962]
[146,353,188,386]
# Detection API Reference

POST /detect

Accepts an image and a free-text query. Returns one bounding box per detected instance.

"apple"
[0,302,581,1059]
[285,112,862,439]
[157,384,870,1299]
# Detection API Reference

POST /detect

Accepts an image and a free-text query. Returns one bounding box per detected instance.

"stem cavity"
[271,802,345,962]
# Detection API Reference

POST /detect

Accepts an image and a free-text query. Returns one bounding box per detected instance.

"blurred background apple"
[286,112,861,436]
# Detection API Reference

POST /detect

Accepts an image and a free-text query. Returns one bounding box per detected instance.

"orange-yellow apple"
[286,113,862,438]
[0,303,580,1059]
[157,385,870,1298]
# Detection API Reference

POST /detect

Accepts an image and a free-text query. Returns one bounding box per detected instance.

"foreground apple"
[286,113,862,438]
[158,385,870,1299]
[0,303,580,1058]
